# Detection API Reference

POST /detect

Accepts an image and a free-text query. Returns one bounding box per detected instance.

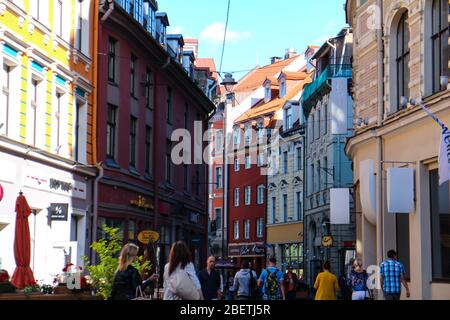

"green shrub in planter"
[0,282,16,294]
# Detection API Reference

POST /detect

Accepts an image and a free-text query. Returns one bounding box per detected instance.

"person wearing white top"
[162,241,203,300]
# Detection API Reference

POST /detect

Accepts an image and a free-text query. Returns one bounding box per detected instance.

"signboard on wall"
[48,203,69,221]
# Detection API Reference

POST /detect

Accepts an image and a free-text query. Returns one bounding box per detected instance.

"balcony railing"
[302,64,352,108]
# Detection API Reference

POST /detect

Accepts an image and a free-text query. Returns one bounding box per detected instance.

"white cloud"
[200,22,251,44]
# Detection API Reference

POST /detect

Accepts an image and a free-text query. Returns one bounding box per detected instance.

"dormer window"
[280,80,286,98]
[264,84,271,102]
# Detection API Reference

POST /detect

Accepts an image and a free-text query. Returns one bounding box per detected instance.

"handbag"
[133,286,152,300]
[169,268,201,300]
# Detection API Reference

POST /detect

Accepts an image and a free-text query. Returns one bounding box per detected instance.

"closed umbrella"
[10,192,36,289]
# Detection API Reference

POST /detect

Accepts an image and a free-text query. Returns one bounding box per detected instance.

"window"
[244,220,250,239]
[165,139,172,183]
[296,148,302,171]
[167,87,173,125]
[245,186,251,205]
[257,185,265,204]
[70,214,79,242]
[256,218,264,238]
[129,117,137,167]
[183,164,189,192]
[264,85,271,102]
[245,155,251,169]
[285,107,293,130]
[108,38,117,83]
[216,130,223,152]
[310,114,314,142]
[130,54,137,97]
[280,80,286,98]
[195,165,200,196]
[430,169,450,280]
[234,188,240,207]
[30,0,40,20]
[245,128,251,146]
[323,103,328,134]
[271,197,276,223]
[283,194,288,222]
[316,108,321,139]
[395,12,410,110]
[257,152,265,167]
[215,208,222,231]
[0,64,10,136]
[55,92,62,154]
[55,0,63,37]
[323,157,328,188]
[30,79,39,147]
[106,104,117,159]
[296,191,303,220]
[233,221,239,240]
[234,158,240,172]
[74,101,81,161]
[311,164,315,195]
[76,0,83,50]
[317,160,321,192]
[145,126,152,175]
[215,167,223,189]
[145,69,153,109]
[431,0,449,94]
[233,129,240,146]
[282,151,288,174]
[396,213,410,279]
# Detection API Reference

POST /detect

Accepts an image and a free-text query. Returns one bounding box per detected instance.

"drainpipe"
[101,0,114,22]
[91,162,104,264]
[376,0,384,291]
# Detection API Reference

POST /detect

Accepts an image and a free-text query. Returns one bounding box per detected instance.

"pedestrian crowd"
[108,241,410,301]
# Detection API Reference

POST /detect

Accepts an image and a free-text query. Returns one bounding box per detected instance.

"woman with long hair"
[348,258,370,300]
[109,243,158,300]
[163,241,202,300]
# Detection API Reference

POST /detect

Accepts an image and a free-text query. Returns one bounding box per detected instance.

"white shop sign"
[23,168,87,200]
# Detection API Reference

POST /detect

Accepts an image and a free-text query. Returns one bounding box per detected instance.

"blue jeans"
[384,292,401,300]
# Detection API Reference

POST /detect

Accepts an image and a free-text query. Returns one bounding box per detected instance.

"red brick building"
[95,1,214,274]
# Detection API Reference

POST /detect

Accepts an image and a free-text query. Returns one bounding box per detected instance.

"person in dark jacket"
[198,256,221,300]
[109,243,158,300]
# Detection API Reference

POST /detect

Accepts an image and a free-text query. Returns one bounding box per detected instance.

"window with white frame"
[257,185,265,204]
[282,194,288,222]
[257,152,265,167]
[245,186,251,205]
[296,147,302,171]
[264,84,271,102]
[234,158,240,172]
[323,103,328,134]
[271,197,276,223]
[285,107,293,130]
[215,166,223,189]
[244,220,250,239]
[74,98,87,163]
[54,90,63,155]
[296,191,303,220]
[282,151,288,174]
[233,220,239,240]
[245,127,251,146]
[75,0,90,56]
[28,78,40,147]
[280,80,286,98]
[245,155,251,169]
[257,218,264,238]
[233,128,240,146]
[30,0,49,26]
[234,188,240,207]
[0,64,11,136]
[215,130,223,152]
[54,0,63,37]
[214,208,222,231]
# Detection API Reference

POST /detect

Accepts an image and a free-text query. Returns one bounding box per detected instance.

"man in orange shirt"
[313,261,340,300]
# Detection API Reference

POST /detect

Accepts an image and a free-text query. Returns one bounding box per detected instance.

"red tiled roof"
[233,55,301,93]
[234,74,312,124]
[196,58,218,80]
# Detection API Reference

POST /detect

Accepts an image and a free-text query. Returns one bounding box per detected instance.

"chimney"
[285,47,297,59]
[270,56,282,64]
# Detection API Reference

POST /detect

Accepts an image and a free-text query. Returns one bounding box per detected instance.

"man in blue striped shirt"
[380,250,410,300]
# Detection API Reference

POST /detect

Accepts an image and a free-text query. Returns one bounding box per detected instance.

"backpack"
[264,269,280,296]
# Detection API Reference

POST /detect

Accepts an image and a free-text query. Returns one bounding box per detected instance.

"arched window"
[431,0,449,93]
[396,12,410,110]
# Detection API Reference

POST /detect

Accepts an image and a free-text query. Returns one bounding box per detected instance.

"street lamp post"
[220,73,237,260]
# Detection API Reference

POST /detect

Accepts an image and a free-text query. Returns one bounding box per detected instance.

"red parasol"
[10,193,36,289]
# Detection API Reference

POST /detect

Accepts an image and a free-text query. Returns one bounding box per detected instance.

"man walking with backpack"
[258,258,285,300]
[231,260,258,300]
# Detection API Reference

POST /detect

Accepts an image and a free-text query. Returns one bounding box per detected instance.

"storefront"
[267,222,304,276]
[0,151,95,284]
[228,243,266,274]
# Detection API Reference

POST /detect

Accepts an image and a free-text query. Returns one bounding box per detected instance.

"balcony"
[302,64,352,110]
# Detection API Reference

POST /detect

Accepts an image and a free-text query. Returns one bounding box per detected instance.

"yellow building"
[346,0,450,299]
[0,0,96,283]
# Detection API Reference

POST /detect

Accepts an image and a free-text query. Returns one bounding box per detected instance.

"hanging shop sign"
[228,244,266,257]
[322,236,333,248]
[138,230,160,244]
[48,203,69,221]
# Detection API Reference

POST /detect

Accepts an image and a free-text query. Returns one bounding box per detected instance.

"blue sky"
[159,0,348,81]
